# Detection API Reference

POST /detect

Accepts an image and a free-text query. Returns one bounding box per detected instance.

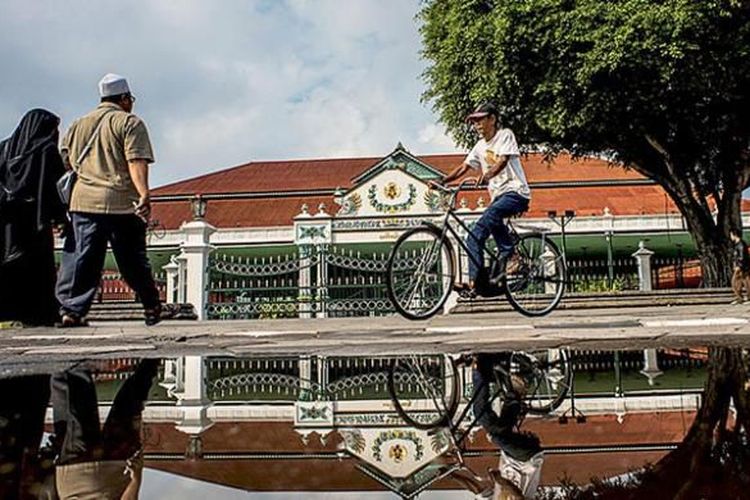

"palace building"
[140,143,748,319]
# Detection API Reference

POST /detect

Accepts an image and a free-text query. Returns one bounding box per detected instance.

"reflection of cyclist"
[472,354,543,499]
[438,102,531,296]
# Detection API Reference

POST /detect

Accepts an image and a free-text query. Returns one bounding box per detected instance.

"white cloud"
[0,0,449,186]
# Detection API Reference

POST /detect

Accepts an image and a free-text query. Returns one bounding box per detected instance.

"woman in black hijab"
[0,108,67,326]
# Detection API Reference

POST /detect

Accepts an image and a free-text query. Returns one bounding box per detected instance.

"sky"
[0,0,458,188]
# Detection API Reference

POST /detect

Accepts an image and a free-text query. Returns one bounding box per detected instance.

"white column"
[632,241,655,292]
[162,258,180,304]
[298,249,312,319]
[175,356,214,435]
[179,220,216,320]
[640,349,663,386]
[299,356,312,399]
[541,247,557,294]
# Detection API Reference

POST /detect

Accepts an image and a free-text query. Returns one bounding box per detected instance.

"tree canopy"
[420,0,750,284]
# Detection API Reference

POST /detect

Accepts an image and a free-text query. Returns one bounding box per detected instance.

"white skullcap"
[98,73,131,97]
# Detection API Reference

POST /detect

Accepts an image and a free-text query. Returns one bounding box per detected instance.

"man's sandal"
[144,303,180,326]
[56,313,88,328]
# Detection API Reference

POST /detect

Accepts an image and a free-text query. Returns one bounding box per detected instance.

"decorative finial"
[300,203,309,215]
[477,196,486,209]
[460,198,468,209]
[317,202,328,215]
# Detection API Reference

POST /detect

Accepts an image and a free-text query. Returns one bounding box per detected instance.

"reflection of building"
[81,352,705,496]
[142,145,750,319]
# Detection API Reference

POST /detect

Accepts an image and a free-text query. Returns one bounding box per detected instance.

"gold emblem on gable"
[388,443,407,463]
[384,182,401,200]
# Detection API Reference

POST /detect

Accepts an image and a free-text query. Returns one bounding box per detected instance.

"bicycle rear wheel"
[386,226,455,320]
[505,233,565,317]
[388,355,461,430]
[513,349,572,414]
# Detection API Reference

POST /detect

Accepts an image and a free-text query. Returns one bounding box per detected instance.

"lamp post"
[190,194,207,221]
[548,210,576,264]
[605,230,614,289]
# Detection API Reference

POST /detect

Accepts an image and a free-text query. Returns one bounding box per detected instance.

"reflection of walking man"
[51,359,159,499]
[56,73,172,327]
[730,229,750,305]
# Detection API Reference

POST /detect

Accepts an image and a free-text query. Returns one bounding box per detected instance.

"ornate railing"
[205,245,429,319]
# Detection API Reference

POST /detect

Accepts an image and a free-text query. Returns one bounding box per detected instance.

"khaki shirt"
[61,102,154,214]
[56,456,143,500]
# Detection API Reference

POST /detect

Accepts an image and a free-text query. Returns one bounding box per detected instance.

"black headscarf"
[0,108,66,263]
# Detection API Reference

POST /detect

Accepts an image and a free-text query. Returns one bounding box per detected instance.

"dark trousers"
[56,212,159,317]
[471,357,540,461]
[467,192,529,282]
[51,360,158,465]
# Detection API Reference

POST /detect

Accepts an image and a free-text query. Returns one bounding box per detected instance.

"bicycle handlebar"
[430,177,480,194]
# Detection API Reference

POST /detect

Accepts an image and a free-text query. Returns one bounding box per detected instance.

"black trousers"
[51,360,158,465]
[56,213,160,317]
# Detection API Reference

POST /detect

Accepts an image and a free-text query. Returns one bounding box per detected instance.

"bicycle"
[387,350,572,431]
[387,350,572,490]
[385,178,566,320]
[386,179,566,319]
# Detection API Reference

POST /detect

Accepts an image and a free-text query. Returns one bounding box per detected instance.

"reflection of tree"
[562,348,750,499]
[638,348,750,498]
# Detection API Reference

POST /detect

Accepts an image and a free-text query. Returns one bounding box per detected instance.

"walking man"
[56,73,173,326]
[730,229,750,305]
[438,101,531,296]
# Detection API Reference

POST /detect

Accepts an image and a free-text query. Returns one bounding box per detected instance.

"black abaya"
[0,109,66,325]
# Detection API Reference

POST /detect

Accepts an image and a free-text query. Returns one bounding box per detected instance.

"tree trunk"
[666,191,738,288]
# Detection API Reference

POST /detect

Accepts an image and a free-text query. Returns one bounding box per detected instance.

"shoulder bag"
[56,111,112,206]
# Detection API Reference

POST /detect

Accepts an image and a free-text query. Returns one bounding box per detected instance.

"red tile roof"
[153,152,641,196]
[150,151,749,230]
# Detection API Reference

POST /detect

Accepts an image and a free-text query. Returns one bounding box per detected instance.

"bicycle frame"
[450,360,515,448]
[426,180,527,284]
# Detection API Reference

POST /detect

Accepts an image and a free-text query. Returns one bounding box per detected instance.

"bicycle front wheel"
[514,349,572,414]
[505,233,565,317]
[388,355,461,430]
[386,226,455,320]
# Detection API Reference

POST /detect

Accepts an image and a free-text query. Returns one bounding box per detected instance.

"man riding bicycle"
[437,101,531,297]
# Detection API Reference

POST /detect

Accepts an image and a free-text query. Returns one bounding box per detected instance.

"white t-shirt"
[464,128,531,201]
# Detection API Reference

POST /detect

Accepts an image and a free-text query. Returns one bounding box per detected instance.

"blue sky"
[0,0,456,187]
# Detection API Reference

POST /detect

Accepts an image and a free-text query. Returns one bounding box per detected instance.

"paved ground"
[2,302,750,377]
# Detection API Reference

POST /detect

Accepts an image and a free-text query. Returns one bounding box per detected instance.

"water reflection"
[0,348,744,499]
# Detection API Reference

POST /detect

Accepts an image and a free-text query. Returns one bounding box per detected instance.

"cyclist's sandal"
[56,313,88,328]
[458,287,477,299]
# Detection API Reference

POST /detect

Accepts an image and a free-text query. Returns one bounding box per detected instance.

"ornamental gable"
[334,147,447,218]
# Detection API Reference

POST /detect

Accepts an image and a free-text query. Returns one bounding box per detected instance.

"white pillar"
[162,258,180,304]
[632,241,655,291]
[298,249,312,319]
[640,349,663,386]
[541,247,557,294]
[179,220,216,320]
[175,356,214,435]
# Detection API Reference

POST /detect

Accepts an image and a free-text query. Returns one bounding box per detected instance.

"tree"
[419,2,750,497]
[419,0,750,286]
